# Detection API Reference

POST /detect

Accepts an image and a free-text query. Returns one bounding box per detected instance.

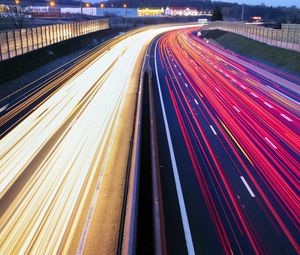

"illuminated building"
[0,4,9,13]
[60,7,138,17]
[165,7,198,16]
[137,7,164,16]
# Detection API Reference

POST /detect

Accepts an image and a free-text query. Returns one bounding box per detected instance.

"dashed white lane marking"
[210,125,217,136]
[251,92,258,98]
[280,114,293,122]
[194,99,199,105]
[185,83,188,88]
[240,176,255,197]
[241,85,247,90]
[0,104,9,113]
[233,106,240,113]
[265,137,277,149]
[155,40,196,255]
[264,102,274,108]
[215,87,220,93]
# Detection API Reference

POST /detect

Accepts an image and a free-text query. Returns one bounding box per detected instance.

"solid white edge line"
[240,176,255,197]
[267,85,300,105]
[154,40,196,255]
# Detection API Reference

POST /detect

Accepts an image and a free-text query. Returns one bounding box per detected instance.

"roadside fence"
[203,21,300,52]
[0,19,109,61]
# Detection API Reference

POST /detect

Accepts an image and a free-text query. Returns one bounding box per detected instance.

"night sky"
[89,0,300,8]
[220,0,300,8]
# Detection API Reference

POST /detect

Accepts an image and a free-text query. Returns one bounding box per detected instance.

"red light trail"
[155,28,299,254]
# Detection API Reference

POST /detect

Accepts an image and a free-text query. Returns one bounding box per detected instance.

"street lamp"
[85,2,90,8]
[15,0,20,5]
[100,3,105,8]
[49,1,55,7]
[123,3,128,26]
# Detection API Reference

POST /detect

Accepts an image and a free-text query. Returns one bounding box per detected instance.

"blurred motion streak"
[155,28,299,254]
[0,24,197,254]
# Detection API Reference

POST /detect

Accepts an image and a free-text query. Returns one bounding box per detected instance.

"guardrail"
[203,22,300,52]
[119,46,145,255]
[0,19,109,61]
[120,40,167,255]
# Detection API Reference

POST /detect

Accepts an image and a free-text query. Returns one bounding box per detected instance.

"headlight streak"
[0,24,199,254]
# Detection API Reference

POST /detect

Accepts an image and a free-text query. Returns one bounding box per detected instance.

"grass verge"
[200,29,300,75]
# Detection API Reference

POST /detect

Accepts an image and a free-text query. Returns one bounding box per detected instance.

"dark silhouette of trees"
[211,6,223,21]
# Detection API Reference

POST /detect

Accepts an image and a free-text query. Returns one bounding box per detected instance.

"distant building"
[165,7,198,16]
[137,7,164,16]
[61,7,97,16]
[60,7,138,17]
[199,10,213,16]
[0,4,9,17]
[28,6,60,13]
[96,8,138,17]
[28,6,51,13]
[0,4,9,12]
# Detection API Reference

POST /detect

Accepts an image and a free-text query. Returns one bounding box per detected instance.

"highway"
[0,25,197,255]
[150,28,300,255]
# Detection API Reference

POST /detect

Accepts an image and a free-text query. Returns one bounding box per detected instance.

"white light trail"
[0,24,200,254]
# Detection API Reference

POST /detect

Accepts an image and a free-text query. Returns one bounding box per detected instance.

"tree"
[211,6,223,21]
[5,1,30,29]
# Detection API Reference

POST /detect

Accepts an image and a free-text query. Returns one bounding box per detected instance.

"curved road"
[151,28,299,255]
[0,25,198,255]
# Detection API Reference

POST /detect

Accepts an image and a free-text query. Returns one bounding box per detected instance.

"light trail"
[0,24,198,254]
[155,28,300,254]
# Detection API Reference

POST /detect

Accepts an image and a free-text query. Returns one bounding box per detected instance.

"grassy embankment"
[200,29,300,76]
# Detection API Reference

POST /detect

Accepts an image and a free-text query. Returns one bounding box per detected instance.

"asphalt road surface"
[0,25,198,255]
[150,28,299,255]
